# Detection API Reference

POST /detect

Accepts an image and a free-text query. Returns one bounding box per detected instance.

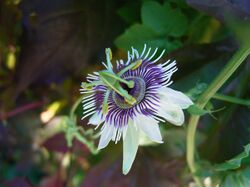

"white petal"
[122,120,139,175]
[138,131,156,146]
[97,123,114,150]
[135,115,163,143]
[88,112,104,125]
[159,87,193,109]
[157,101,185,126]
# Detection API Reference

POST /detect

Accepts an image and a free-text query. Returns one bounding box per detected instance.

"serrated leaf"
[141,1,188,37]
[215,143,250,171]
[187,104,208,116]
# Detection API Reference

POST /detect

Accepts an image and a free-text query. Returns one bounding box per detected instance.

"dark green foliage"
[1,0,250,186]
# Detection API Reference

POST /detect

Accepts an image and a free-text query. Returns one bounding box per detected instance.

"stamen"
[105,48,113,70]
[117,59,142,76]
[113,76,134,89]
[124,95,137,105]
[116,86,136,106]
[102,90,110,114]
[131,59,142,70]
[81,81,101,90]
[99,71,136,105]
[100,71,135,88]
[81,82,93,90]
[112,77,146,109]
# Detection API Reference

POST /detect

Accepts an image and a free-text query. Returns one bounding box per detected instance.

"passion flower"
[80,45,193,174]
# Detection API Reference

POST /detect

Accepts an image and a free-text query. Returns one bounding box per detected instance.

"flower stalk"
[186,46,250,187]
[212,93,250,107]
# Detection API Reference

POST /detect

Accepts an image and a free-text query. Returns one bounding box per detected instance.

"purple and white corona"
[80,45,193,174]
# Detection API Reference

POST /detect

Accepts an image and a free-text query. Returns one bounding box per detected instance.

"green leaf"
[187,104,208,116]
[61,116,99,154]
[141,1,188,37]
[226,16,250,48]
[187,82,208,100]
[215,143,250,171]
[220,172,250,187]
[141,1,167,35]
[61,116,78,147]
[166,0,188,9]
[117,1,141,24]
[188,15,212,42]
[115,24,156,51]
[114,24,182,52]
[242,167,250,183]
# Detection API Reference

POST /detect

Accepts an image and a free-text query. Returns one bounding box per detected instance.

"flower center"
[112,77,146,109]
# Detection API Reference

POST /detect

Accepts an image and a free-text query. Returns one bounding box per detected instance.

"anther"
[118,59,143,76]
[81,82,93,90]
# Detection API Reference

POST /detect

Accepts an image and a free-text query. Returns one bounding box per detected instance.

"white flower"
[80,45,193,174]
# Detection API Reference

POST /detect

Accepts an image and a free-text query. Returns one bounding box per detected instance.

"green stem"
[213,93,250,107]
[70,95,85,119]
[186,46,250,187]
[75,133,98,154]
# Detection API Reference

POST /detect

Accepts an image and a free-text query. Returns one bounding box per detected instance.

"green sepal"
[187,104,208,116]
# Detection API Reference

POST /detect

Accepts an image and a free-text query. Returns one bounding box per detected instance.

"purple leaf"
[186,0,250,22]
[3,177,31,187]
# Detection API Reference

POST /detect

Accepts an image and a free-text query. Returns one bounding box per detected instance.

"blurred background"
[0,0,250,186]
